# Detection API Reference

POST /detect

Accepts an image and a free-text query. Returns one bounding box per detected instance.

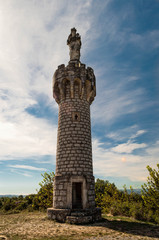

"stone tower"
[47,28,101,223]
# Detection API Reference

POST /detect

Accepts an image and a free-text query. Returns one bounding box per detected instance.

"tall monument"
[47,28,101,224]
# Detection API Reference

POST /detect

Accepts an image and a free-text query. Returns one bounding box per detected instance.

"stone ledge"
[47,208,101,224]
[66,215,92,224]
[47,208,71,222]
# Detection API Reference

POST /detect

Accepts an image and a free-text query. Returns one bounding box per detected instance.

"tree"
[95,178,120,211]
[32,172,55,210]
[95,179,109,208]
[142,164,159,211]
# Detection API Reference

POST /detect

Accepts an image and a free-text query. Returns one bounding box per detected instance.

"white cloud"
[92,83,146,125]
[129,30,159,51]
[146,141,159,157]
[106,128,147,154]
[127,76,140,81]
[0,0,158,193]
[8,165,46,171]
[93,128,150,184]
[93,138,159,184]
[130,130,147,140]
[106,128,148,154]
[111,141,147,154]
[10,168,32,178]
[22,172,32,177]
[106,125,146,141]
[0,0,101,162]
[0,113,57,160]
[96,5,159,54]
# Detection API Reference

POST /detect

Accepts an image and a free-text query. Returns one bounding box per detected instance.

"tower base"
[47,208,101,224]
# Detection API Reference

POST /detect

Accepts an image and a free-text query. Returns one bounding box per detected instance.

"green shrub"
[15,201,28,211]
[153,211,159,224]
[129,202,146,221]
[110,201,122,216]
[3,198,16,211]
[142,164,159,211]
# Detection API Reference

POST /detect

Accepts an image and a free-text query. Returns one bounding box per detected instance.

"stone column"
[47,28,101,224]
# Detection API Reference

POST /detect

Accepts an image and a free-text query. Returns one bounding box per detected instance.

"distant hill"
[0,195,25,198]
[120,189,142,194]
[0,190,142,198]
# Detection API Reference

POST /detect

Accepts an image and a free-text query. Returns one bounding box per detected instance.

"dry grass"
[0,212,159,240]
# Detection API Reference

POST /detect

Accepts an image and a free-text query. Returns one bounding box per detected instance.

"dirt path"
[0,212,159,240]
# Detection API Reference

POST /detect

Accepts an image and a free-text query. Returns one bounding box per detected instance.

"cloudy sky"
[0,0,159,195]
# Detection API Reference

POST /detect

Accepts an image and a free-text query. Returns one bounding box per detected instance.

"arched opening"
[64,79,70,98]
[74,78,81,98]
[53,82,60,103]
[74,81,80,98]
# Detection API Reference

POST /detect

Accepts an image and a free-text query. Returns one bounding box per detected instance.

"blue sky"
[0,0,159,194]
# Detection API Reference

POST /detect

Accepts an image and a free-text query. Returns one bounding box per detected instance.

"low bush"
[0,167,158,225]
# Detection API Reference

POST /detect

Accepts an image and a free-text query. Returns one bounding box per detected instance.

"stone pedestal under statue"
[47,28,101,224]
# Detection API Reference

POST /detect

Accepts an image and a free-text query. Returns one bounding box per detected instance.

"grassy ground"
[0,211,159,240]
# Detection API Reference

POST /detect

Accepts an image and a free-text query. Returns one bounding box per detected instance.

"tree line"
[0,164,158,224]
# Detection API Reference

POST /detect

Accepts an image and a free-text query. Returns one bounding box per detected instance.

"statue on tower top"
[67,28,81,61]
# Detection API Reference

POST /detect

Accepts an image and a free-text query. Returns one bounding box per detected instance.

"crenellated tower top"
[53,28,96,105]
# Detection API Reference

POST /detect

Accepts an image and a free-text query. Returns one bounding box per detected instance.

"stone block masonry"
[56,95,93,176]
[47,28,101,224]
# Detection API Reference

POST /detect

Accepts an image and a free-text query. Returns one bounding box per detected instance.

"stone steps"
[66,215,93,224]
[47,207,101,223]
[66,208,102,224]
[71,209,91,217]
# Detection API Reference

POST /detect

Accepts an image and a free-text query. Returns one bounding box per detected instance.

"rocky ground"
[0,212,159,240]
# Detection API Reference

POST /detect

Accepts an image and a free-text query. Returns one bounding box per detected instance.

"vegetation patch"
[0,164,159,239]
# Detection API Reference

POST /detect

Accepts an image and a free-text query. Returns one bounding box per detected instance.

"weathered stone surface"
[47,208,71,223]
[67,28,81,61]
[53,61,96,104]
[47,208,102,224]
[48,28,101,223]
[66,215,93,224]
